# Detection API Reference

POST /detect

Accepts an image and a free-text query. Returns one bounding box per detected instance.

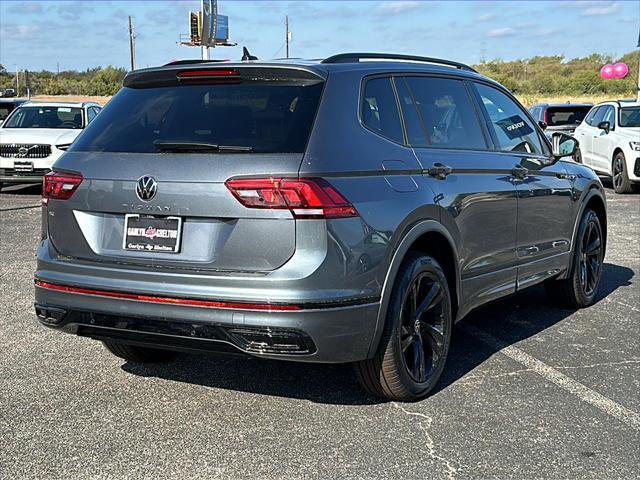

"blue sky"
[1,1,638,71]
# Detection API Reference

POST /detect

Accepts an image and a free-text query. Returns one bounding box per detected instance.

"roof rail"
[164,59,227,66]
[321,53,477,73]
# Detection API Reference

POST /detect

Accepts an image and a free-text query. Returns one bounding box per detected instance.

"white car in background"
[573,100,640,194]
[0,101,102,191]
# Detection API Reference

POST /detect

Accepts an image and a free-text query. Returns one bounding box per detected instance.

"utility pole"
[57,62,60,75]
[128,16,136,71]
[285,15,290,59]
[15,66,19,96]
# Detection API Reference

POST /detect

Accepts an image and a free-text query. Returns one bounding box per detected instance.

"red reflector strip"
[35,281,300,312]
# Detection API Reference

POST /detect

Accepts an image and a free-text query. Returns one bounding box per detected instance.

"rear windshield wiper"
[154,141,253,153]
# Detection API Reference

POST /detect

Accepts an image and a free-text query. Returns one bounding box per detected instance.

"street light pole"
[128,16,136,71]
[285,16,289,59]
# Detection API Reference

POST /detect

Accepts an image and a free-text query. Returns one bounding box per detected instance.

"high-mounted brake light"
[42,171,83,205]
[177,69,241,84]
[225,178,358,219]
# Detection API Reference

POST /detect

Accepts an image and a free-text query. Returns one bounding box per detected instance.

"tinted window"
[3,106,83,129]
[405,77,486,149]
[545,106,591,126]
[600,106,615,127]
[394,78,427,146]
[361,77,404,143]
[584,107,600,126]
[87,107,97,123]
[475,83,543,155]
[620,107,640,127]
[71,83,323,153]
[590,107,609,126]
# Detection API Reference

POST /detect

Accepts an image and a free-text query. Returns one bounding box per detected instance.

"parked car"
[573,100,640,194]
[0,101,102,191]
[529,103,592,137]
[34,54,607,401]
[0,88,17,98]
[0,98,27,126]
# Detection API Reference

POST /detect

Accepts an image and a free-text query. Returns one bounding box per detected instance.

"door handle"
[426,162,452,180]
[511,165,528,180]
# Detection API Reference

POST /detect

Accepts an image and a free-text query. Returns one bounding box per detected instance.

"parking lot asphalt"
[0,182,638,479]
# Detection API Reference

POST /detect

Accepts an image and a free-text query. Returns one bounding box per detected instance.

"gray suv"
[35,53,607,401]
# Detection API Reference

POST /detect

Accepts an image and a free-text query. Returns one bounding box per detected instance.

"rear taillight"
[225,178,358,219]
[42,171,83,205]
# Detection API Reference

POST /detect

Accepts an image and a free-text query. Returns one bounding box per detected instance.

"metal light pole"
[15,65,19,96]
[285,16,290,59]
[128,16,136,71]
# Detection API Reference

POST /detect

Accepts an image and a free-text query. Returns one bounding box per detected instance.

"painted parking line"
[463,325,640,431]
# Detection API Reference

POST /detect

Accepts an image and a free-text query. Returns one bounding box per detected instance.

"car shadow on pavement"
[0,184,41,195]
[122,262,633,405]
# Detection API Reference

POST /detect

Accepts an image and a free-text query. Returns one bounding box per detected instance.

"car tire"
[102,341,178,363]
[545,209,604,308]
[612,152,633,194]
[355,252,452,401]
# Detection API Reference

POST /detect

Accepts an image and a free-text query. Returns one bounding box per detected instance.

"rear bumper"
[34,281,380,363]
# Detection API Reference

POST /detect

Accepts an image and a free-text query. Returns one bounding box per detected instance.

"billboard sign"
[214,15,229,43]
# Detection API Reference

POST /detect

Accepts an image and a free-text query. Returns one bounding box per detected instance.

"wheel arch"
[571,187,607,261]
[366,220,461,358]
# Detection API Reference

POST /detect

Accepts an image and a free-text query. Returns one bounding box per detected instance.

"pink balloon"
[613,62,629,79]
[600,64,615,80]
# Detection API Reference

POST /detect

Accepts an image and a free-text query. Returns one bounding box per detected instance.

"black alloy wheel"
[578,215,603,297]
[545,209,604,308]
[612,152,633,194]
[399,271,447,383]
[355,252,452,401]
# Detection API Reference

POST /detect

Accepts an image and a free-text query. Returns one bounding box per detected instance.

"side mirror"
[552,132,578,159]
[597,121,610,133]
[538,120,548,130]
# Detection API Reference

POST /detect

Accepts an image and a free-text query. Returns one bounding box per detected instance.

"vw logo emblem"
[136,176,157,201]
[17,147,28,158]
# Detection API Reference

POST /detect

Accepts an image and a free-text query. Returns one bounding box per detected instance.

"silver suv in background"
[35,54,606,401]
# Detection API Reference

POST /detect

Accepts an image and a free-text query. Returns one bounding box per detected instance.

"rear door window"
[361,77,404,143]
[404,76,487,150]
[474,83,544,155]
[70,83,324,153]
[393,78,428,146]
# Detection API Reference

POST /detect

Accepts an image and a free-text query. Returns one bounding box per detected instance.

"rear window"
[545,106,591,127]
[70,83,323,153]
[3,106,83,129]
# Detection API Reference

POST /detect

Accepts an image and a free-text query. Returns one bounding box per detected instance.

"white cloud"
[477,12,497,22]
[581,2,621,16]
[487,27,516,38]
[0,24,41,40]
[376,1,422,15]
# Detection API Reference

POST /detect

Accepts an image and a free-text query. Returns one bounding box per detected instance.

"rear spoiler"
[124,64,326,89]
